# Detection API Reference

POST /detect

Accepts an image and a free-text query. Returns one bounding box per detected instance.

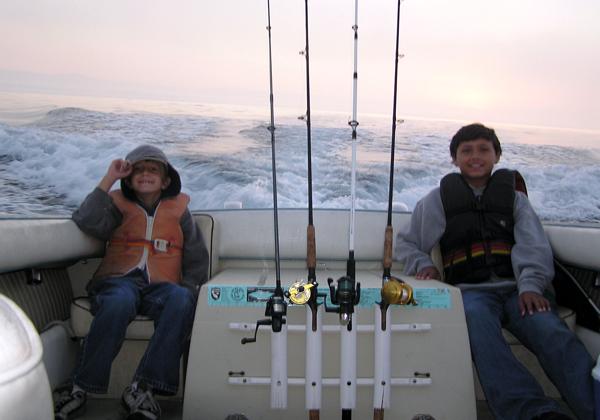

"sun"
[456,88,492,110]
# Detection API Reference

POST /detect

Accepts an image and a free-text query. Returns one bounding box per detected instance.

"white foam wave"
[0,105,599,223]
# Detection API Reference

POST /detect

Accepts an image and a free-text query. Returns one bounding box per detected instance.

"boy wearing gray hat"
[55,145,209,420]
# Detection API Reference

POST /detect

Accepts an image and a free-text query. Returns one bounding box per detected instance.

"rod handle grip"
[374,408,384,420]
[383,225,394,270]
[307,224,317,269]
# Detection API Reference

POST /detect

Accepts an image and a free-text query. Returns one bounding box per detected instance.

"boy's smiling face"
[453,138,499,188]
[129,160,170,198]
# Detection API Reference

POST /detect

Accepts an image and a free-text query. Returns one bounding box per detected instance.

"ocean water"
[0,92,599,223]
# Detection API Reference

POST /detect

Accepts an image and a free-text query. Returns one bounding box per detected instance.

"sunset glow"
[0,0,598,131]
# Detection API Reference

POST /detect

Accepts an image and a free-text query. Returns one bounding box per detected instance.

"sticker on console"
[207,285,451,309]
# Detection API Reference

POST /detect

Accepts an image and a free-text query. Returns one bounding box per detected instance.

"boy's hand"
[107,159,132,180]
[415,266,441,280]
[518,291,550,316]
[98,159,132,192]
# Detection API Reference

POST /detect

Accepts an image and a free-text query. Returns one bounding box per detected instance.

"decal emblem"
[230,287,245,301]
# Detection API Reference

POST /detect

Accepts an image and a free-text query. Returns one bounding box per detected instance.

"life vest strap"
[109,238,182,253]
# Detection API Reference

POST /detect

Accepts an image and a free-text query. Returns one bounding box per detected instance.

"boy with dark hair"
[55,145,209,420]
[396,123,594,419]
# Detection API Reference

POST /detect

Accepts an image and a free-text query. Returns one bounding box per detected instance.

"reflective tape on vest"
[443,240,512,268]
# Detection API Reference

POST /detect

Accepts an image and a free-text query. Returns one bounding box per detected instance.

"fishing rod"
[378,0,417,319]
[376,2,416,418]
[241,0,287,347]
[240,1,287,338]
[241,0,288,409]
[295,0,319,332]
[300,1,321,418]
[324,2,361,419]
[304,0,316,297]
[379,1,415,318]
[286,1,322,419]
[325,0,362,331]
[286,0,322,420]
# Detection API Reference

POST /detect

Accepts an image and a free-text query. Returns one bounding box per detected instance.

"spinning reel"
[241,291,287,345]
[325,276,361,331]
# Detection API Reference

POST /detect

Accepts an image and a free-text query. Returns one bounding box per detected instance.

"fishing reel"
[381,276,416,306]
[325,276,361,330]
[378,276,416,331]
[241,290,287,345]
[286,279,327,332]
[286,280,317,305]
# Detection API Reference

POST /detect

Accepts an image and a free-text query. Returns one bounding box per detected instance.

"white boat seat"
[430,245,579,399]
[430,244,576,343]
[69,296,189,399]
[0,294,53,420]
[69,213,217,340]
[70,297,155,339]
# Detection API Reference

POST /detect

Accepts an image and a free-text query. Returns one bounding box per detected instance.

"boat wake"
[0,106,598,222]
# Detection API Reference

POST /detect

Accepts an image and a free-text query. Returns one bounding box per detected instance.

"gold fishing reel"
[381,276,416,306]
[287,280,316,305]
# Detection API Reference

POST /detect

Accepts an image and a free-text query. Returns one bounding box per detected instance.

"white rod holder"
[373,307,392,409]
[340,313,357,410]
[229,322,431,333]
[228,376,432,387]
[270,324,287,409]
[305,305,322,410]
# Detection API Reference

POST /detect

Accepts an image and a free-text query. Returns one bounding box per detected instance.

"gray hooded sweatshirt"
[72,145,209,298]
[394,182,554,296]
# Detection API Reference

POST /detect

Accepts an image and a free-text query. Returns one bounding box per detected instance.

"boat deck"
[69,398,182,420]
[73,398,574,419]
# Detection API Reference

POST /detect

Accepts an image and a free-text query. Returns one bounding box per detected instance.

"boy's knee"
[167,284,196,310]
[463,299,492,320]
[519,311,568,341]
[94,287,137,315]
[463,301,499,334]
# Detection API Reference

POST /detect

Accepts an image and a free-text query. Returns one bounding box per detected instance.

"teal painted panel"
[207,285,451,309]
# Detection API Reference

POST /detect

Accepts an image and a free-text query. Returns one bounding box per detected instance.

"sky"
[1,0,599,131]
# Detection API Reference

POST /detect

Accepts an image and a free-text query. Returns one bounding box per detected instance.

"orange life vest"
[93,190,189,284]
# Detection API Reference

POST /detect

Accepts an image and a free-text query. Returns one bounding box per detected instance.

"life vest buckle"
[153,238,169,252]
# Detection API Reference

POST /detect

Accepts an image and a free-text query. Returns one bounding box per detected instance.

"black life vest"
[439,169,520,285]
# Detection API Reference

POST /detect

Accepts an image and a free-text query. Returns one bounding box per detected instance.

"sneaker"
[122,384,161,420]
[54,389,86,420]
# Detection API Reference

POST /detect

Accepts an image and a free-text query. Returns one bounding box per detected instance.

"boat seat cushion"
[71,297,155,339]
[193,213,218,278]
[69,213,216,340]
[429,245,576,343]
[0,294,53,419]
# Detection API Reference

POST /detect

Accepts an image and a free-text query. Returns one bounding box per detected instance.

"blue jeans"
[73,276,196,395]
[462,288,594,420]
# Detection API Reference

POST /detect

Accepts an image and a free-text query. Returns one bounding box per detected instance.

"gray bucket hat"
[121,145,182,199]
